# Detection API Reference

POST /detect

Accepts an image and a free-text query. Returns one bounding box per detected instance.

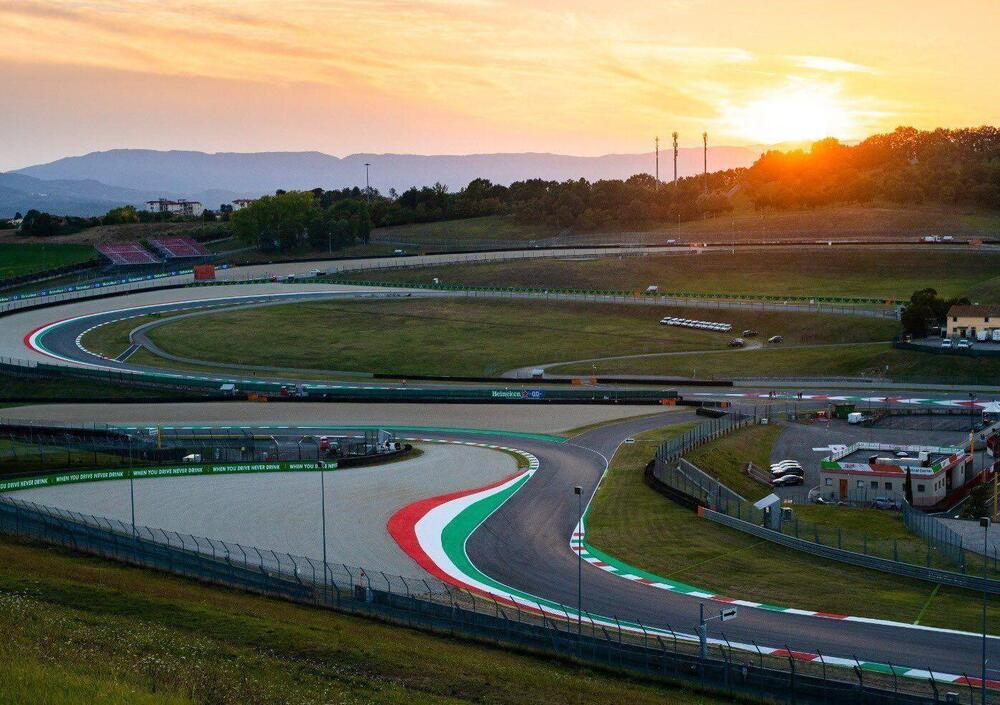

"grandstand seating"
[148,236,210,259]
[96,242,162,266]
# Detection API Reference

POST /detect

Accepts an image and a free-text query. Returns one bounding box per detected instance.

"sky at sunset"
[1,0,998,171]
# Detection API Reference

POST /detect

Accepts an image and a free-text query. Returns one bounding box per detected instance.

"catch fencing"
[0,494,976,705]
[649,414,1000,589]
[0,420,397,479]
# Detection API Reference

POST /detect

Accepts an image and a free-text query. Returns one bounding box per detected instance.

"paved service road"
[14,441,515,577]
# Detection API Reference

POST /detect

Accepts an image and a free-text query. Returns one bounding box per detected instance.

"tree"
[19,210,59,236]
[900,288,971,337]
[231,191,317,252]
[102,205,139,225]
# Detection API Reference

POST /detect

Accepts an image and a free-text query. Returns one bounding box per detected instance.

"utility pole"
[364,162,371,204]
[321,467,328,590]
[574,485,583,637]
[654,136,660,185]
[981,517,990,705]
[672,132,678,186]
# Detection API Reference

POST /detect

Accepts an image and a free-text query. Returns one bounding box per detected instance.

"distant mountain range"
[2,146,764,218]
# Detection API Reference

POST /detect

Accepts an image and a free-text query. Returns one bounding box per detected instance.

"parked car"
[957,339,972,349]
[728,338,745,348]
[741,329,759,337]
[940,338,953,348]
[770,459,802,470]
[771,467,804,478]
[872,497,899,510]
[309,268,322,276]
[767,335,783,344]
[772,474,804,487]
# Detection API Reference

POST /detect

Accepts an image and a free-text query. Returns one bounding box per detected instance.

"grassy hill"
[0,243,97,281]
[0,535,743,705]
[333,247,1000,302]
[371,205,1000,250]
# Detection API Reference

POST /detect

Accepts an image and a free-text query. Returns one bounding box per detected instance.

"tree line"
[11,126,1000,246]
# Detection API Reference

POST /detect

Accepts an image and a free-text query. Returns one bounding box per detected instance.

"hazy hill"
[14,147,762,200]
[0,172,158,218]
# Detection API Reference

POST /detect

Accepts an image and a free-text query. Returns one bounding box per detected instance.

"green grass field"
[126,298,898,377]
[684,424,782,501]
[0,243,97,280]
[0,373,179,402]
[585,424,1000,633]
[0,535,742,705]
[370,206,1000,249]
[372,215,558,247]
[334,248,1000,302]
[550,342,1000,385]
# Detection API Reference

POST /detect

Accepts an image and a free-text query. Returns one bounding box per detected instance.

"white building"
[145,199,204,218]
[231,198,257,211]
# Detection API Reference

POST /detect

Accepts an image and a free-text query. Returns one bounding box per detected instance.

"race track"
[1,271,998,689]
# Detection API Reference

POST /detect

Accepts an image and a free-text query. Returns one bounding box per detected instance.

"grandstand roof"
[148,236,209,259]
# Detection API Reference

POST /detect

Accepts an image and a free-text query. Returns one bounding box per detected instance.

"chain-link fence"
[649,413,1000,589]
[0,421,399,479]
[0,494,982,705]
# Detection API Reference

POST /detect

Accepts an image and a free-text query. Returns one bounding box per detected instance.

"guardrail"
[703,507,1000,595]
[0,355,678,404]
[317,276,902,318]
[0,495,965,705]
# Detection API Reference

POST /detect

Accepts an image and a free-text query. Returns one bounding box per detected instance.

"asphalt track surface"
[2,274,998,679]
[11,281,999,406]
[6,416,995,678]
[14,441,516,577]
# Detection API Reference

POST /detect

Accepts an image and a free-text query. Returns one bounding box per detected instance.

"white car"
[940,338,953,348]
[772,475,804,487]
[770,460,802,470]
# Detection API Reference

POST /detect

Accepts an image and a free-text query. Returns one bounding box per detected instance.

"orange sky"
[1,0,998,169]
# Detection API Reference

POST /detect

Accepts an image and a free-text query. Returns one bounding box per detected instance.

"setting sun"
[722,82,858,144]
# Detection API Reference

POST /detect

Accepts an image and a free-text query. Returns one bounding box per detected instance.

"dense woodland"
[367,126,1000,232]
[10,126,1000,251]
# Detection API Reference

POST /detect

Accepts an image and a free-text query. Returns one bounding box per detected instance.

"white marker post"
[699,603,738,659]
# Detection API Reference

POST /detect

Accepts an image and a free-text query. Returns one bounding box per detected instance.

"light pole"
[321,467,328,591]
[364,163,371,204]
[982,516,990,705]
[574,485,583,636]
[129,473,136,538]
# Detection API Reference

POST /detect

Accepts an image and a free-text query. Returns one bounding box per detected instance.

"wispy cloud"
[791,55,877,74]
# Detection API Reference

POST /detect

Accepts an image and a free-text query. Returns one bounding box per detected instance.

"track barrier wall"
[0,494,973,705]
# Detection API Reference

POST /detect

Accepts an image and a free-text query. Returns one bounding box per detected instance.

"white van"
[847,412,864,424]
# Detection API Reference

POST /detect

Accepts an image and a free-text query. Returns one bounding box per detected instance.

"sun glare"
[722,82,857,145]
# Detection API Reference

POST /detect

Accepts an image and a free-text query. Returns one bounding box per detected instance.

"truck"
[847,412,864,424]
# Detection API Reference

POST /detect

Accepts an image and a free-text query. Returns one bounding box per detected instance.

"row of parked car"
[770,459,804,487]
[659,317,733,332]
